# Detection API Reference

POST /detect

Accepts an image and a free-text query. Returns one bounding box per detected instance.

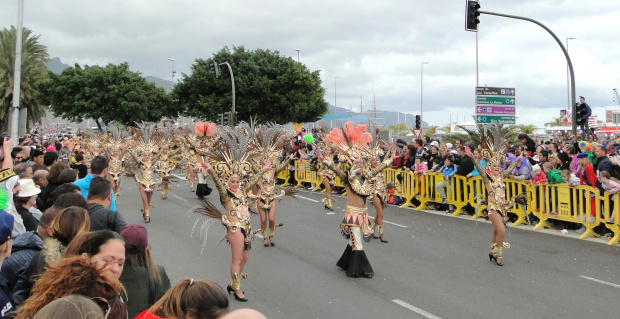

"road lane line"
[172,174,188,181]
[579,275,620,289]
[173,195,187,202]
[392,299,442,319]
[369,216,408,228]
[297,196,319,202]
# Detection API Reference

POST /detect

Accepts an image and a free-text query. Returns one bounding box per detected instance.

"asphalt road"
[115,175,620,319]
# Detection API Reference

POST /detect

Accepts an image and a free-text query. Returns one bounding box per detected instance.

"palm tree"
[453,123,519,148]
[544,117,563,127]
[441,125,451,134]
[0,26,50,129]
[516,124,536,134]
[386,123,409,137]
[423,125,438,137]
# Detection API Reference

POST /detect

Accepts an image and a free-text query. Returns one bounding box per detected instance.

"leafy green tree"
[0,26,50,128]
[173,46,328,124]
[441,125,451,134]
[37,63,174,128]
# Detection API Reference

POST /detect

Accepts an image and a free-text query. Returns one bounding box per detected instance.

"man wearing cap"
[87,177,126,233]
[0,210,15,318]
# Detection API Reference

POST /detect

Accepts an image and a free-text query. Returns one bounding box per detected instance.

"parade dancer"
[156,129,180,200]
[192,124,269,302]
[368,145,393,243]
[101,125,126,197]
[247,125,295,247]
[315,145,338,211]
[126,123,163,223]
[468,124,526,266]
[320,122,396,278]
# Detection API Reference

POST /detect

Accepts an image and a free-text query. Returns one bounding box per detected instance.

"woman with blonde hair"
[136,278,228,319]
[119,224,171,318]
[14,206,90,305]
[33,295,104,319]
[16,256,127,319]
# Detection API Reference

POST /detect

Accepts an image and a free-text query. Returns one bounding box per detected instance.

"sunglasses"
[90,297,111,319]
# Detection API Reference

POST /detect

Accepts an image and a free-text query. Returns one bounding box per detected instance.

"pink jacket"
[602,179,620,194]
[414,163,428,174]
[532,171,547,185]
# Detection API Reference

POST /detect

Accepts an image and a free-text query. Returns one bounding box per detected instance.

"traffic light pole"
[479,10,577,136]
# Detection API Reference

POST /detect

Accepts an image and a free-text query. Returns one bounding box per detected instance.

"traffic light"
[576,102,587,125]
[415,115,421,129]
[465,0,481,32]
[210,61,220,77]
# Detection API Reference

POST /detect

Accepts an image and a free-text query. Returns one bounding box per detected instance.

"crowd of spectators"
[0,133,266,318]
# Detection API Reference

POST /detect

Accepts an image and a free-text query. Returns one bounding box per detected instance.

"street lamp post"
[167,58,175,86]
[566,38,576,115]
[334,77,340,115]
[295,49,300,63]
[421,62,430,126]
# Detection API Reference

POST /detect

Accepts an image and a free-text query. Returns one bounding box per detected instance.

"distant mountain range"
[44,57,427,127]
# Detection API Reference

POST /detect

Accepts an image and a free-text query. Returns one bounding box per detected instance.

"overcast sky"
[1,0,618,130]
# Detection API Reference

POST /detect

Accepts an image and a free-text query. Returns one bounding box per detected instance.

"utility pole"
[10,0,24,139]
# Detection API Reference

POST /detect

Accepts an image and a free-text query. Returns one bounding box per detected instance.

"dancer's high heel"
[268,228,275,246]
[142,209,151,223]
[226,285,248,301]
[233,291,248,302]
[324,205,334,211]
[379,234,389,243]
[488,253,496,262]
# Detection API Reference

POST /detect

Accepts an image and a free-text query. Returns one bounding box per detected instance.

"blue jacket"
[74,174,117,211]
[0,232,43,295]
[439,165,458,179]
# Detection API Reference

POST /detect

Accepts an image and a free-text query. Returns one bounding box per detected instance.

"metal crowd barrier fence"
[281,160,619,245]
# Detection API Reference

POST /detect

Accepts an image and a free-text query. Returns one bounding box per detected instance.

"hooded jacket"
[0,231,43,294]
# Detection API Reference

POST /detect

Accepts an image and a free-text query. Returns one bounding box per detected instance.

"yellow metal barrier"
[446,175,469,216]
[415,171,444,210]
[603,193,620,245]
[277,169,291,186]
[282,160,619,245]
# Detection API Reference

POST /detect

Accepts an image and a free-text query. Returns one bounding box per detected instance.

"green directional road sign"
[476,96,516,106]
[475,115,515,124]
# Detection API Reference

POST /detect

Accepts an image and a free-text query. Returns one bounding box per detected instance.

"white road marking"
[326,212,335,215]
[579,275,620,289]
[297,196,319,202]
[172,174,188,181]
[392,299,443,319]
[369,216,408,228]
[173,195,187,202]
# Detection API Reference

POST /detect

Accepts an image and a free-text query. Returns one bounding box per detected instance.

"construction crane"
[614,88,620,105]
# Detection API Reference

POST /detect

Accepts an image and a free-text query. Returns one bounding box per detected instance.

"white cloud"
[1,0,617,130]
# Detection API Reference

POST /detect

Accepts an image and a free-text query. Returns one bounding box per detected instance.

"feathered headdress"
[252,123,285,163]
[480,123,506,169]
[194,122,219,137]
[135,122,158,154]
[325,121,373,164]
[208,124,253,184]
